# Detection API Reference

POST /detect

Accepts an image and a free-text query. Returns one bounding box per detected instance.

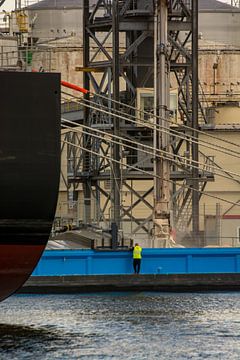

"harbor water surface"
[0,292,240,359]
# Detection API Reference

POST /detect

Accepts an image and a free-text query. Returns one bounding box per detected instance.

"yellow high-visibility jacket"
[133,246,142,259]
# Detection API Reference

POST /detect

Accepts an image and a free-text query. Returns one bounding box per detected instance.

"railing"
[199,153,215,175]
[0,47,18,68]
[171,0,192,13]
[0,46,35,70]
[203,237,240,248]
[173,151,215,228]
[61,100,83,113]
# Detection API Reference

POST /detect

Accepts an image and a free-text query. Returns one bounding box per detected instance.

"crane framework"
[64,0,214,247]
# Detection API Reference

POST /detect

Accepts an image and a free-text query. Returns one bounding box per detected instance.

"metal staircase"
[173,153,214,233]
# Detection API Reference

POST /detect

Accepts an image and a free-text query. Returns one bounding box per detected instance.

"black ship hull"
[0,71,61,301]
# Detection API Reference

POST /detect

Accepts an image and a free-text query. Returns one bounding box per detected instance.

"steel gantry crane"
[64,0,214,247]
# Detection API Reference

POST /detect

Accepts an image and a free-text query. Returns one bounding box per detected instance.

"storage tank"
[25,0,240,46]
[199,0,240,47]
[26,0,96,41]
[198,39,240,100]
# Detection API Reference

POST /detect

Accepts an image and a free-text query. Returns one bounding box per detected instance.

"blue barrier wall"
[32,248,240,276]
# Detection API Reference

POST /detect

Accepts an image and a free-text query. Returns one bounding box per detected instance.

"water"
[0,292,240,359]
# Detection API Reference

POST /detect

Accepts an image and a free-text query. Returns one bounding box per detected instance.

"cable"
[90,89,240,152]
[30,58,240,153]
[62,90,240,161]
[61,121,240,198]
[61,136,240,209]
[61,96,240,180]
[78,96,240,160]
[61,93,240,179]
[61,118,240,183]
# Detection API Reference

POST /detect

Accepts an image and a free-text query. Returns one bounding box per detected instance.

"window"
[136,87,179,126]
[136,88,154,125]
[170,91,178,122]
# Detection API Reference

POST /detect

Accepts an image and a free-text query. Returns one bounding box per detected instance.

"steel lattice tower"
[66,0,214,247]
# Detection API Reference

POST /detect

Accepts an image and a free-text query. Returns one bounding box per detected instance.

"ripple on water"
[0,292,239,359]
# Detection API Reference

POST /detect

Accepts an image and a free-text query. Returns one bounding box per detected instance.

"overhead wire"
[61,118,240,183]
[30,46,240,153]
[61,135,240,209]
[89,89,240,152]
[63,125,240,185]
[61,90,240,161]
[61,93,240,183]
[60,84,240,209]
[78,96,240,160]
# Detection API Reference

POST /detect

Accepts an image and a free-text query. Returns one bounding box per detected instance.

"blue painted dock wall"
[32,248,240,276]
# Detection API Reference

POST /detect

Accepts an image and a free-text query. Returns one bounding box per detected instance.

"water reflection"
[0,323,61,353]
[0,292,240,359]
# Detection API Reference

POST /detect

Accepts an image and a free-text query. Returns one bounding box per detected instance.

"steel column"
[153,0,170,246]
[65,0,214,247]
[83,0,92,224]
[111,0,121,247]
[191,0,199,243]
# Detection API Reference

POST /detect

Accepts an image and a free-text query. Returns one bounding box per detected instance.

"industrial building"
[1,0,240,248]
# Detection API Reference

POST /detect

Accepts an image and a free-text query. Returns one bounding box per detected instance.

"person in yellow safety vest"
[133,243,142,274]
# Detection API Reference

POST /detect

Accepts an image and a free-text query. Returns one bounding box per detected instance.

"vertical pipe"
[192,0,200,245]
[153,0,170,246]
[111,0,121,248]
[157,0,169,205]
[213,66,216,95]
[83,0,91,224]
[153,1,158,247]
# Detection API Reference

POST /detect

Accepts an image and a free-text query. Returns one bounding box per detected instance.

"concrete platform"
[20,273,240,294]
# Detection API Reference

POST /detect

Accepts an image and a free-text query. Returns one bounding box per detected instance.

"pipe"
[61,80,89,94]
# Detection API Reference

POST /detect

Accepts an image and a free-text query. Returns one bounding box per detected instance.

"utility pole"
[153,0,170,247]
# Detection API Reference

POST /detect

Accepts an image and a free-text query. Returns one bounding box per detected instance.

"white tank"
[199,1,240,47]
[26,0,96,40]
[27,0,240,45]
[198,39,240,101]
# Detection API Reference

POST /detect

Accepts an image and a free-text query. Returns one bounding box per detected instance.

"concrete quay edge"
[19,273,240,294]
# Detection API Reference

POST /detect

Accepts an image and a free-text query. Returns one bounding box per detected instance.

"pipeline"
[32,69,89,94]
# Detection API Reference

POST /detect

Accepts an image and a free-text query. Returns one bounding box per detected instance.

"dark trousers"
[133,259,141,274]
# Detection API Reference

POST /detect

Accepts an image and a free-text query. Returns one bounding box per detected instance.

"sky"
[0,0,233,12]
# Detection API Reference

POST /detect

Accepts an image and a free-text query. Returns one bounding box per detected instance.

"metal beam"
[191,0,200,244]
[111,0,121,248]
[153,0,170,246]
[65,0,213,246]
[83,0,92,224]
